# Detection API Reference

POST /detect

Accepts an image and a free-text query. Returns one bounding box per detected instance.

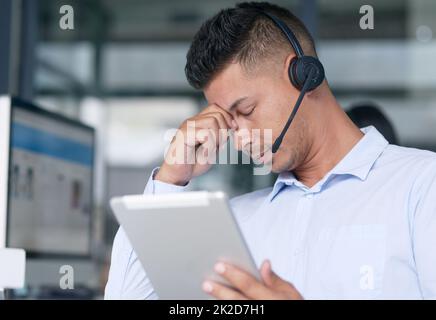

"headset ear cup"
[288,57,301,90]
[288,56,325,91]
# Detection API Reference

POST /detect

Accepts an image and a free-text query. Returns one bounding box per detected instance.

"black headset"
[258,11,325,153]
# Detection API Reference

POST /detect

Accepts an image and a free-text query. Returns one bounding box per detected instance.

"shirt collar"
[268,126,389,202]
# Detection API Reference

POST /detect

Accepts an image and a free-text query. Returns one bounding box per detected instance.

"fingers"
[202,280,248,300]
[159,104,235,183]
[206,260,304,300]
[196,115,229,148]
[196,130,218,165]
[182,116,220,148]
[201,111,232,131]
[200,104,235,129]
[213,262,273,299]
[180,103,236,150]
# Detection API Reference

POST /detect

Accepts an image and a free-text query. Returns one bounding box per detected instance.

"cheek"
[253,106,283,138]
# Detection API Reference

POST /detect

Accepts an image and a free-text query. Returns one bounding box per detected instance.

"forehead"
[204,62,256,111]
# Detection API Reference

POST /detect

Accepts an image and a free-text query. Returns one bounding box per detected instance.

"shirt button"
[294,249,301,256]
[305,193,314,199]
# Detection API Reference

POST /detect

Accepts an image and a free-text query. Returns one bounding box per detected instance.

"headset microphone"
[271,66,316,153]
[257,11,325,154]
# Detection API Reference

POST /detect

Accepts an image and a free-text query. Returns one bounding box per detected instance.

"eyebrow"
[228,96,248,112]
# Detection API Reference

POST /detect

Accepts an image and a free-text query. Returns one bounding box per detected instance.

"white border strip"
[0,96,11,248]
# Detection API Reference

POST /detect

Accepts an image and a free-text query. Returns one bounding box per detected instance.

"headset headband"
[259,11,305,58]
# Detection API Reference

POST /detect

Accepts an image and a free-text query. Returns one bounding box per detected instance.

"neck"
[293,99,363,188]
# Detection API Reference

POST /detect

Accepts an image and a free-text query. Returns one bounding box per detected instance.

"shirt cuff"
[143,167,189,195]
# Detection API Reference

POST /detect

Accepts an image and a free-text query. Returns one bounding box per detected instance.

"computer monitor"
[0,96,94,257]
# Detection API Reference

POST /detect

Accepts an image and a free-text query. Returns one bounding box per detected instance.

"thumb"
[260,260,282,288]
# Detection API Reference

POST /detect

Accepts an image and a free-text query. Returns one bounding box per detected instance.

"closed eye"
[242,106,256,117]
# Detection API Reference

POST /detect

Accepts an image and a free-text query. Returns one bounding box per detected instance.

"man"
[105,2,436,299]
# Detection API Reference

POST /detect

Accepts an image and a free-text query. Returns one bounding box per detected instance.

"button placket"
[290,193,314,288]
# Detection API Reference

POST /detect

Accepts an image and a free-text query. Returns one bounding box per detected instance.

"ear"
[282,53,296,82]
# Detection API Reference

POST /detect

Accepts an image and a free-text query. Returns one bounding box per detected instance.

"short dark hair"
[185,2,318,90]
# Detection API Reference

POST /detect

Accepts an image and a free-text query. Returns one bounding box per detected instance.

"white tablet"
[110,191,259,300]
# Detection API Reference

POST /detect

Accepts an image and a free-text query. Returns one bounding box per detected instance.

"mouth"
[251,147,272,164]
[250,151,262,158]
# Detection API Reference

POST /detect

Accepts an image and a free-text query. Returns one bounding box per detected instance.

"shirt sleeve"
[412,161,436,299]
[104,167,189,300]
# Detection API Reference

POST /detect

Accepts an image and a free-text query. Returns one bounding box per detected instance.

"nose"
[232,125,251,152]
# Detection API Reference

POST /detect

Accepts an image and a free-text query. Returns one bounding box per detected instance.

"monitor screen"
[7,100,94,256]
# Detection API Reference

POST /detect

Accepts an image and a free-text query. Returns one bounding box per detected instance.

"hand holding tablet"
[110,191,259,299]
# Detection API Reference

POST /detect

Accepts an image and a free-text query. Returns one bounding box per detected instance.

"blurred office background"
[0,0,435,298]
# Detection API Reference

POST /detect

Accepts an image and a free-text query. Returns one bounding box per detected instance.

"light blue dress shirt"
[105,126,436,299]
